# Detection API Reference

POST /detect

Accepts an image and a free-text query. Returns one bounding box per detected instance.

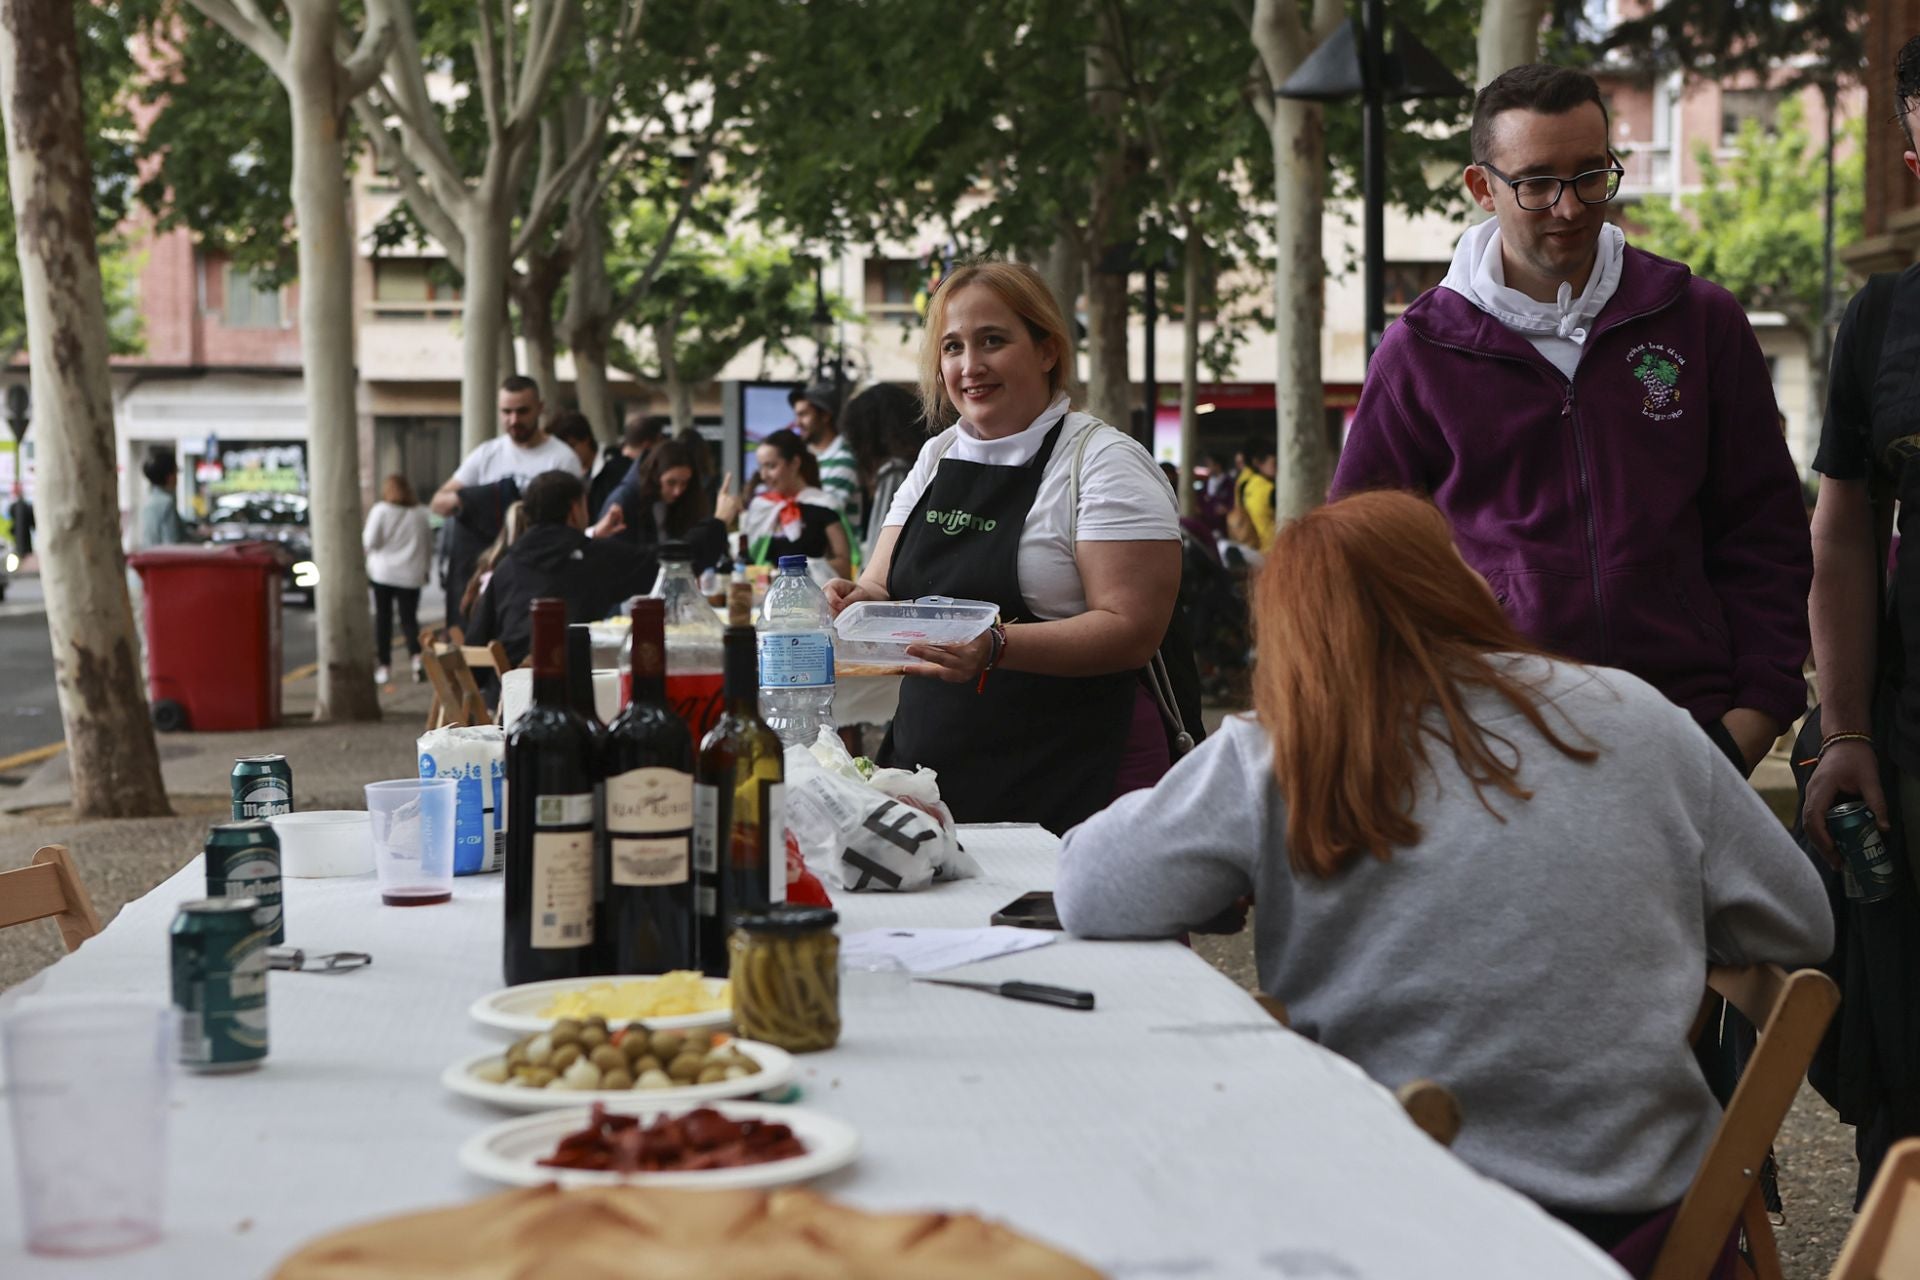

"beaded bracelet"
[1819,731,1875,757]
[975,623,1007,694]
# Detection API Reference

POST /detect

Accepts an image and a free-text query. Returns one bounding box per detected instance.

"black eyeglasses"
[1478,158,1625,212]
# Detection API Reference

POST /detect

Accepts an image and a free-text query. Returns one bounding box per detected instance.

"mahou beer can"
[232,754,293,821]
[205,820,285,944]
[170,898,269,1072]
[1829,801,1899,904]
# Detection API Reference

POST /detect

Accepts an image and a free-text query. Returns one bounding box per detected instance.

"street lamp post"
[1275,0,1468,364]
[810,258,846,410]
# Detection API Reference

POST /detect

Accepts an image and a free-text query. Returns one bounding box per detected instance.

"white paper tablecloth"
[0,826,1625,1278]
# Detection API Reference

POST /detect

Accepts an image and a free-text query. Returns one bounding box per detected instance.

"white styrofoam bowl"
[268,810,374,878]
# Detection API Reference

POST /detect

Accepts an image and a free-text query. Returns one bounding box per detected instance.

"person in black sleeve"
[465,471,658,666]
[1802,31,1920,1202]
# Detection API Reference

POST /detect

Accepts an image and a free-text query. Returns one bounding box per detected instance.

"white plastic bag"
[782,729,975,891]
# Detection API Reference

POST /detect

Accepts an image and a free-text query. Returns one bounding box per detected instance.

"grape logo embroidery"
[1628,343,1685,422]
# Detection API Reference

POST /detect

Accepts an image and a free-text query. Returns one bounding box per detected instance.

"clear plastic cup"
[2,997,172,1256]
[839,953,911,1020]
[364,777,458,906]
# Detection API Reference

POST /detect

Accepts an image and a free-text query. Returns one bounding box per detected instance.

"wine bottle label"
[606,767,693,834]
[535,793,593,828]
[695,884,717,918]
[766,781,787,904]
[612,836,689,887]
[692,783,719,874]
[530,831,594,949]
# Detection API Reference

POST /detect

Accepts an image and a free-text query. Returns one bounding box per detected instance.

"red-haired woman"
[1055,491,1830,1270]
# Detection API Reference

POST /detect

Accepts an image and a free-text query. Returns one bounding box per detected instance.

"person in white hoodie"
[363,474,434,685]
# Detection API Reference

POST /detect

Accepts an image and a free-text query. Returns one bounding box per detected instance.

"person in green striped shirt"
[790,381,862,528]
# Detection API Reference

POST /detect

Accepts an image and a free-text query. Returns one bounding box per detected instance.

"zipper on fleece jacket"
[1561,383,1608,663]
[1400,289,1681,668]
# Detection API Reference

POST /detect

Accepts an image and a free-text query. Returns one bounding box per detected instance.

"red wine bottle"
[503,599,600,986]
[600,600,696,974]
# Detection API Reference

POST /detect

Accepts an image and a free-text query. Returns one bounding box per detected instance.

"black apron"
[881,420,1137,834]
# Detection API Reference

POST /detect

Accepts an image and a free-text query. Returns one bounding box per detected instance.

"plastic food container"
[832,597,999,670]
[267,811,373,878]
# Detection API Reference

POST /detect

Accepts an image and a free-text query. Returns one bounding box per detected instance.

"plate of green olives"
[442,1017,796,1112]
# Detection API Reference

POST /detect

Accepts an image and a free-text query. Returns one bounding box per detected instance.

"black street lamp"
[1275,0,1468,364]
[808,257,852,416]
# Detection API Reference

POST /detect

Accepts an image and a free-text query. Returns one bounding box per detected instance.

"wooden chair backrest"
[459,642,509,674]
[1647,964,1840,1280]
[437,647,492,727]
[1395,1079,1462,1148]
[0,845,103,951]
[1829,1138,1920,1280]
[421,644,467,729]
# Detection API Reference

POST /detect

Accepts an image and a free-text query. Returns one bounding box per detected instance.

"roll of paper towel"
[499,668,622,728]
[417,725,505,875]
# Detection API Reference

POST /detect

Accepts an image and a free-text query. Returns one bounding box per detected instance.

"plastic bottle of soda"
[757,555,836,749]
[643,542,727,741]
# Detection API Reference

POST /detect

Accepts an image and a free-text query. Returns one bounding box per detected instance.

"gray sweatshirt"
[1057,656,1832,1214]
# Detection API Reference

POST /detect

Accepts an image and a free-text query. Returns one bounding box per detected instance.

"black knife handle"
[1000,981,1095,1010]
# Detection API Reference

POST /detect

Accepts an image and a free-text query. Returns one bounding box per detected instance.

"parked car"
[207,492,316,604]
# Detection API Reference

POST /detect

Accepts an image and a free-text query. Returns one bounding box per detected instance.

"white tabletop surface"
[0,826,1625,1278]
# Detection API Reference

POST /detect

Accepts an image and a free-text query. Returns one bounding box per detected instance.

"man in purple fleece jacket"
[1332,65,1811,776]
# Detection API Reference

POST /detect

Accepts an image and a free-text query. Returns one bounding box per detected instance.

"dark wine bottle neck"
[722,627,757,710]
[532,673,568,707]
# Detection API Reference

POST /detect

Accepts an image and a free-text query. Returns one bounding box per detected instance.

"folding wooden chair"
[0,845,104,952]
[1828,1138,1920,1279]
[438,643,507,728]
[421,645,466,730]
[1647,965,1840,1280]
[1395,1080,1463,1149]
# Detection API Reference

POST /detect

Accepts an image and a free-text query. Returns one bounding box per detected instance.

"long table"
[0,826,1626,1277]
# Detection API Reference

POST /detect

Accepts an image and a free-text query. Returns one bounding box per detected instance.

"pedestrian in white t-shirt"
[429,376,584,519]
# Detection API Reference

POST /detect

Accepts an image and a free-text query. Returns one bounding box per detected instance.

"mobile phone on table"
[991,890,1062,931]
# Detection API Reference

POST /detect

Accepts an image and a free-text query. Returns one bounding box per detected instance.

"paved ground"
[0,571,321,765]
[0,686,1864,1273]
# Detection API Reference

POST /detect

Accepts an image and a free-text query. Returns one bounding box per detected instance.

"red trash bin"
[128,542,288,732]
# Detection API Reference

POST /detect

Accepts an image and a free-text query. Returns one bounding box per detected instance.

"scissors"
[914,978,1094,1010]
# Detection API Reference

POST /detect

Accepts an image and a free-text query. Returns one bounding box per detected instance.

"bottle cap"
[777,555,807,572]
[659,541,692,562]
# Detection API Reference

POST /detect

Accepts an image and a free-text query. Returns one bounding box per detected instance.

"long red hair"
[1253,491,1597,878]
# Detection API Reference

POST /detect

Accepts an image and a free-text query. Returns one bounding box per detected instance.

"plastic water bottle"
[758,555,836,748]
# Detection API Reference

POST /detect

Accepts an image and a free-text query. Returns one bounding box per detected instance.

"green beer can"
[232,754,293,821]
[205,819,285,944]
[1828,801,1898,904]
[170,897,269,1072]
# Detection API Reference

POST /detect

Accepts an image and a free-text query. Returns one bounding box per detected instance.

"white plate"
[469,976,733,1036]
[442,1039,796,1112]
[458,1100,859,1190]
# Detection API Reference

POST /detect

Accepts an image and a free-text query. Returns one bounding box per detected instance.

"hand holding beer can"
[1828,801,1898,904]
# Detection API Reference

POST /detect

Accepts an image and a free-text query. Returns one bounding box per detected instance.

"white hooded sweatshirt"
[1438,217,1626,380]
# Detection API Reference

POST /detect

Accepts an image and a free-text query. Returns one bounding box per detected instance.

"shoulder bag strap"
[1066,422,1195,758]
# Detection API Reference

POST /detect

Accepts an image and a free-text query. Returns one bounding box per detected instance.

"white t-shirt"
[884,395,1178,620]
[451,435,584,489]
